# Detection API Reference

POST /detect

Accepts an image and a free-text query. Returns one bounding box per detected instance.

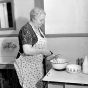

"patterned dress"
[14,22,47,88]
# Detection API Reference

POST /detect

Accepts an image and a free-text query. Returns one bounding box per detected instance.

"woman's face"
[33,14,45,28]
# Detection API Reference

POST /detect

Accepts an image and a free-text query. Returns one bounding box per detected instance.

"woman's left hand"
[46,54,61,61]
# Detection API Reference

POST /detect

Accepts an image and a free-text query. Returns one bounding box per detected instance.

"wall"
[47,37,88,64]
[14,0,34,31]
[0,0,87,66]
[43,0,88,64]
[44,0,88,34]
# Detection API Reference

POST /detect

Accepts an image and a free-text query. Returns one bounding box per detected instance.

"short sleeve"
[19,28,32,45]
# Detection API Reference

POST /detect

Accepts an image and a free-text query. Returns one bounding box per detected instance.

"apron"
[14,31,47,88]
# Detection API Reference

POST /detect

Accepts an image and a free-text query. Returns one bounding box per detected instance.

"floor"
[0,64,22,88]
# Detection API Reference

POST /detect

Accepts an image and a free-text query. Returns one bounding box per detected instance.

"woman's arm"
[23,44,51,56]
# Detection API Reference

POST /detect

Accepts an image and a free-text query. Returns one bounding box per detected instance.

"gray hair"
[30,7,46,21]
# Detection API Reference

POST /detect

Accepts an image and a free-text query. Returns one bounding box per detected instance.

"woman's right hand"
[46,54,61,60]
[42,49,51,56]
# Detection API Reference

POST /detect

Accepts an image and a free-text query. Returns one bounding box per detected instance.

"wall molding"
[0,34,18,37]
[45,33,88,38]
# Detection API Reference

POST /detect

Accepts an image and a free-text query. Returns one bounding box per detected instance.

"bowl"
[66,64,81,73]
[50,58,68,70]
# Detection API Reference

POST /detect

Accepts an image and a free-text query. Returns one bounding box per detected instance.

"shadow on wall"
[16,17,29,31]
[16,17,45,33]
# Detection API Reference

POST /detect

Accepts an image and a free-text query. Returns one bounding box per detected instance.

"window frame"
[0,0,16,31]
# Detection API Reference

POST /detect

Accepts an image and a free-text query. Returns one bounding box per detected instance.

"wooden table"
[42,68,88,88]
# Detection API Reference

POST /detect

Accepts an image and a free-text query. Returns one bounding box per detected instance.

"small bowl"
[50,58,68,70]
[66,64,81,73]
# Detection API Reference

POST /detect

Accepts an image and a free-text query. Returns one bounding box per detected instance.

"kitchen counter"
[42,68,88,88]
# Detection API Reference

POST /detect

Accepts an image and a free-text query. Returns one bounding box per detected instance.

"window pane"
[0,2,13,28]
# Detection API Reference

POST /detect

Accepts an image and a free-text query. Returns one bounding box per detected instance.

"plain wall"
[44,0,88,64]
[47,37,88,64]
[44,0,88,34]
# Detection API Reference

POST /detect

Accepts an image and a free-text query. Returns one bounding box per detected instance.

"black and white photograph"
[0,0,88,88]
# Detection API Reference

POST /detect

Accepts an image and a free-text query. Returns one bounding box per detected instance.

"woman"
[14,7,53,88]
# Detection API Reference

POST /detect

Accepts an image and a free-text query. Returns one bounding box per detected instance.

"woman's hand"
[46,54,61,60]
[42,49,52,56]
[46,54,56,60]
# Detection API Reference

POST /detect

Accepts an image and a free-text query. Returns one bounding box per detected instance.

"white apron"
[14,31,47,88]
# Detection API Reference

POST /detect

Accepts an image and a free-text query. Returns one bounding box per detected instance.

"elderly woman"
[14,7,53,88]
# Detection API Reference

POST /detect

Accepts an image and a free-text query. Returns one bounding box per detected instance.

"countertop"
[42,68,88,85]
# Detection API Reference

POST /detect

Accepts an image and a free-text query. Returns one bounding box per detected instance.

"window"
[0,0,15,30]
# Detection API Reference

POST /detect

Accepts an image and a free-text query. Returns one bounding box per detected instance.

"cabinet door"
[81,86,88,88]
[48,83,64,88]
[65,84,88,88]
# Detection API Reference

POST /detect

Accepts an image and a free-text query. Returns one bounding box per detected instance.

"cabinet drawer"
[65,84,88,88]
[48,83,63,88]
[0,37,19,57]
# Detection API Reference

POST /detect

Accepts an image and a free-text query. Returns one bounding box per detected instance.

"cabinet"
[48,83,88,88]
[65,84,88,88]
[48,83,64,88]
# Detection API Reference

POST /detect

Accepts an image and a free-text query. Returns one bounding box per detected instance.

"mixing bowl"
[50,58,68,70]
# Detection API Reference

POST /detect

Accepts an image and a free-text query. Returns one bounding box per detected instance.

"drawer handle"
[3,42,17,49]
